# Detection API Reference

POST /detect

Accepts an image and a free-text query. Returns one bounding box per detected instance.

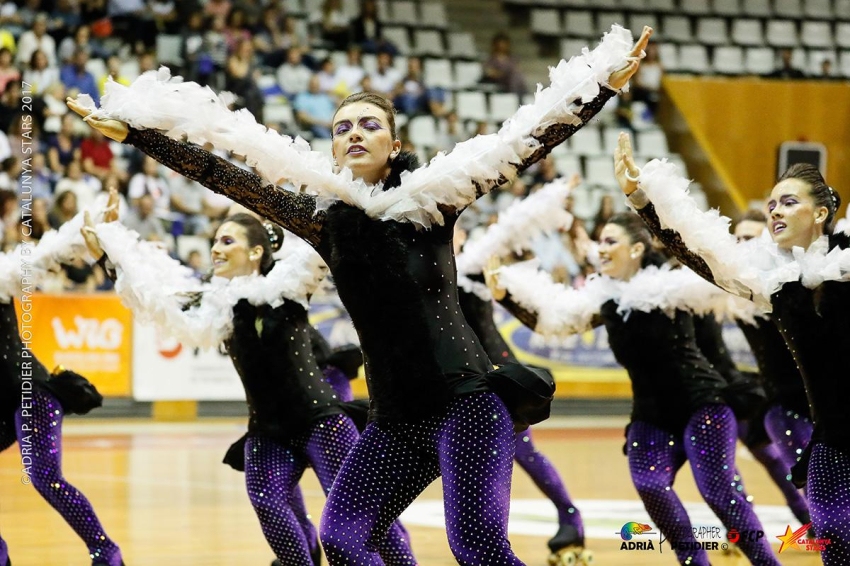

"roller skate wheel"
[578,549,594,565]
[548,548,578,566]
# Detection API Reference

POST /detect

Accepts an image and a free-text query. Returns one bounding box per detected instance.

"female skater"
[485,212,780,566]
[615,132,849,563]
[69,26,651,565]
[691,312,811,528]
[80,212,414,565]
[729,212,813,477]
[0,209,123,566]
[453,177,588,565]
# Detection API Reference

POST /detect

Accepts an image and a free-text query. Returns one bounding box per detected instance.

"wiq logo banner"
[19,294,132,396]
[52,316,124,350]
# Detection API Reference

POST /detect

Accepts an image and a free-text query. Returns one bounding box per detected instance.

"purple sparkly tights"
[807,443,850,565]
[627,404,780,566]
[320,392,524,566]
[514,429,583,537]
[737,418,811,525]
[0,389,122,566]
[763,403,813,470]
[245,414,415,564]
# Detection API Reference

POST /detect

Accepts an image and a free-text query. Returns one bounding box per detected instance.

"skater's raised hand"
[80,188,119,260]
[66,96,129,142]
[484,256,506,301]
[608,26,653,92]
[614,132,641,196]
[103,186,120,223]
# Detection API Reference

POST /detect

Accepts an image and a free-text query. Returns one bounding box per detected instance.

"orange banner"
[16,293,132,396]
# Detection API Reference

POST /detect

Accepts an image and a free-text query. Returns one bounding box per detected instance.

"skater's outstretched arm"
[485,257,606,337]
[67,98,325,247]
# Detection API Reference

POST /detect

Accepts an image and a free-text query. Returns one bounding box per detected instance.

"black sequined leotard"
[227,298,342,439]
[499,292,727,435]
[736,318,809,417]
[635,200,850,453]
[457,276,517,365]
[123,87,615,422]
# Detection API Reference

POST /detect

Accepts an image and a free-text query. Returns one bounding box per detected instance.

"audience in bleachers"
[0,0,844,293]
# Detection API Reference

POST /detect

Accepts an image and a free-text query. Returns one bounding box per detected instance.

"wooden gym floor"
[0,416,823,565]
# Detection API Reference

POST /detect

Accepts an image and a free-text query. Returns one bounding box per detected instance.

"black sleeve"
[499,292,540,331]
[125,128,325,246]
[634,200,718,287]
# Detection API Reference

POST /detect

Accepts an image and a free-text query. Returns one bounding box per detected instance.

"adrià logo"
[618,522,656,550]
[52,316,124,349]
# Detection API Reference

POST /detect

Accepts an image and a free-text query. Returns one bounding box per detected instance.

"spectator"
[54,159,101,210]
[59,24,95,65]
[47,113,82,175]
[369,49,402,98]
[180,11,207,81]
[0,81,23,134]
[185,249,205,279]
[92,172,129,219]
[138,51,157,74]
[51,0,83,41]
[483,32,527,95]
[16,13,57,67]
[107,0,158,53]
[0,156,18,191]
[768,49,806,79]
[98,54,130,95]
[81,127,120,181]
[167,171,215,236]
[276,46,312,99]
[202,15,229,86]
[41,81,69,134]
[80,0,108,24]
[223,8,252,54]
[22,49,59,94]
[320,0,350,51]
[0,47,20,96]
[293,74,336,138]
[128,156,171,218]
[252,6,291,68]
[123,192,167,241]
[819,59,838,80]
[335,45,366,96]
[631,42,663,118]
[4,111,41,164]
[351,0,388,54]
[60,49,100,105]
[26,197,52,242]
[205,0,232,19]
[0,189,17,242]
[437,111,467,152]
[233,0,262,27]
[316,57,340,95]
[27,153,56,201]
[150,0,179,34]
[225,38,264,122]
[48,189,78,229]
[393,56,446,117]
